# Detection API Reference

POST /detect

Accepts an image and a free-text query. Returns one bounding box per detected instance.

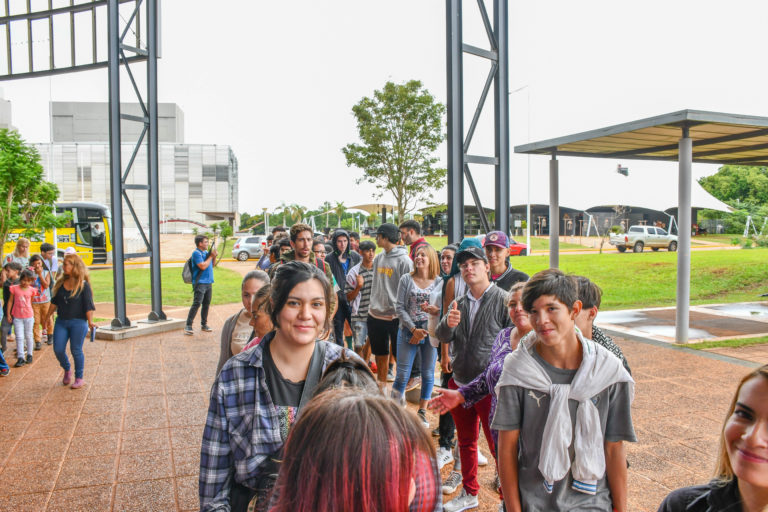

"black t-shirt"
[263,345,304,442]
[2,280,17,317]
[51,282,96,320]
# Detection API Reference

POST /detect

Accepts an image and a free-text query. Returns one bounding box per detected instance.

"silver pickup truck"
[609,225,678,253]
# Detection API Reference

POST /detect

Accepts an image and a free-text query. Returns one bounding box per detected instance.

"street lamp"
[262,207,269,234]
[510,84,531,255]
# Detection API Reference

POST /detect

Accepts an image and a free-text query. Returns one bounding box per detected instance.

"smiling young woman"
[658,365,768,512]
[200,261,360,512]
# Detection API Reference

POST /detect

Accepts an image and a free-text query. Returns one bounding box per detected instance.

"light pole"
[262,207,269,235]
[510,84,531,255]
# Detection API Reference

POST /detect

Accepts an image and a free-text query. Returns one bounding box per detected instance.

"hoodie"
[325,230,361,304]
[368,245,412,320]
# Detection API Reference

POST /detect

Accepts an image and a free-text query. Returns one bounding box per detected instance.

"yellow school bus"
[3,202,112,265]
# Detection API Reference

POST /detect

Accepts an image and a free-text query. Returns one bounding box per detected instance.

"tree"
[342,80,446,224]
[210,220,233,264]
[699,165,768,206]
[333,201,346,228]
[0,129,70,262]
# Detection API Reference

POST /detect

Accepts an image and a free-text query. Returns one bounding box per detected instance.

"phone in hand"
[90,326,97,342]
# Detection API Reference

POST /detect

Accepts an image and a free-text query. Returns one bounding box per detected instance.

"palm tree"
[290,204,308,224]
[334,201,346,228]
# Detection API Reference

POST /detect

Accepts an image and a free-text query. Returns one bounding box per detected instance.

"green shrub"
[731,237,742,245]
[742,239,753,249]
[610,225,623,234]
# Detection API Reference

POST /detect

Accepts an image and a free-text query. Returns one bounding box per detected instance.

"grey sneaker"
[443,488,478,512]
[183,326,194,336]
[201,325,213,332]
[436,446,454,470]
[442,471,462,495]
[406,375,421,391]
[386,368,395,382]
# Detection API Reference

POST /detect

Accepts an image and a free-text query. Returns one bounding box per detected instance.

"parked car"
[232,235,266,261]
[609,225,678,253]
[476,234,528,256]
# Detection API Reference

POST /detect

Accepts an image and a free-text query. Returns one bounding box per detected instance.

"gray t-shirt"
[492,349,636,511]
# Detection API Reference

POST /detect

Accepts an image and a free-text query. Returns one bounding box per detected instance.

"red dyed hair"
[270,389,439,512]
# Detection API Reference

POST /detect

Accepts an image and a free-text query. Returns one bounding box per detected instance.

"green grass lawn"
[695,234,746,245]
[508,248,768,310]
[90,266,244,307]
[360,235,585,253]
[684,335,768,351]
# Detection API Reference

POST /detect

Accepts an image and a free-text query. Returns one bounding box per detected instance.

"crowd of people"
[197,220,768,512]
[0,238,96,388]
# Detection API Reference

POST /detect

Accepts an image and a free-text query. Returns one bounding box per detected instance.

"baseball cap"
[375,223,399,241]
[455,246,488,265]
[483,231,509,249]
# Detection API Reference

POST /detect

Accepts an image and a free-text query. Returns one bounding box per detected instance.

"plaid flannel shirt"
[199,335,352,511]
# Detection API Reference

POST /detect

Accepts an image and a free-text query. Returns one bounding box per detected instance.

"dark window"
[246,237,260,244]
[189,183,203,198]
[657,228,667,236]
[647,227,656,235]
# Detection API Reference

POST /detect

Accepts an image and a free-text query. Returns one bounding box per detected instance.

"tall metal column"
[676,128,692,343]
[549,151,559,269]
[146,0,165,321]
[107,0,129,328]
[493,0,509,234]
[446,0,464,243]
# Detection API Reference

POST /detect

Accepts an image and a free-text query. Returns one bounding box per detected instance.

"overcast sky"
[2,0,767,214]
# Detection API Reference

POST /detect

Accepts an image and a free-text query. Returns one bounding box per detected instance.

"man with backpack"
[184,235,217,336]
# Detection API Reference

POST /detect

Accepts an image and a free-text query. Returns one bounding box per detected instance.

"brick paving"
[0,300,764,511]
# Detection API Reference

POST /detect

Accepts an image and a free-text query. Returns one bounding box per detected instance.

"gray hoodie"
[368,245,412,320]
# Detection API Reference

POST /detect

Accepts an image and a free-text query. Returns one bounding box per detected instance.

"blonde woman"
[5,237,30,268]
[44,254,95,389]
[392,245,442,427]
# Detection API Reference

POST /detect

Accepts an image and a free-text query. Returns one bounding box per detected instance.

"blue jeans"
[53,318,88,379]
[0,347,8,371]
[392,321,437,401]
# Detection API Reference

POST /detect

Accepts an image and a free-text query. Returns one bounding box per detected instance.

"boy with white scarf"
[493,269,636,512]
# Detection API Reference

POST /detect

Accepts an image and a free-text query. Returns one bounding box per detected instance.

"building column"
[676,129,692,343]
[549,151,559,269]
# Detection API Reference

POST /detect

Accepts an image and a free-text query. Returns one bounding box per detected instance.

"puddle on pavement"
[636,325,715,339]
[596,311,646,324]
[704,303,768,318]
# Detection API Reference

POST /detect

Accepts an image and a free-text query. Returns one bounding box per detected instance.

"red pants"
[448,377,496,496]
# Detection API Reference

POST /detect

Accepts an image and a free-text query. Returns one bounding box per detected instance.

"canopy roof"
[515,110,768,166]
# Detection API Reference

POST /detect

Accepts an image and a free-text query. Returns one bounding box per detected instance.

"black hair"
[522,268,579,313]
[269,244,281,258]
[19,269,35,282]
[312,239,325,248]
[574,275,602,310]
[194,234,208,246]
[349,231,360,241]
[3,261,22,272]
[313,353,379,397]
[29,254,44,265]
[359,241,376,252]
[278,238,292,248]
[398,219,421,235]
[441,244,458,254]
[40,243,55,253]
[324,243,333,254]
[268,261,333,331]
[272,226,287,234]
[267,234,274,242]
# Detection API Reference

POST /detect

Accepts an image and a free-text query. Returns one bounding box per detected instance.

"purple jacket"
[459,326,516,441]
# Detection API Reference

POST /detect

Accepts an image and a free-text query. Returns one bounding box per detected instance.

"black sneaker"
[26,354,33,364]
[34,341,42,351]
[45,337,52,345]
[0,367,9,376]
[14,359,25,368]
[201,325,213,332]
[184,326,194,336]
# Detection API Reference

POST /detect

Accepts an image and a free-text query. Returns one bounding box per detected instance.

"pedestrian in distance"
[0,261,22,355]
[184,234,217,336]
[5,237,30,268]
[44,253,96,389]
[29,254,52,351]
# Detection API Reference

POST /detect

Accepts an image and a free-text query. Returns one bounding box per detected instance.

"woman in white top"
[392,245,442,428]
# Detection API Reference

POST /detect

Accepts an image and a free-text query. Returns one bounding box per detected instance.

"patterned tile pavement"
[0,301,764,511]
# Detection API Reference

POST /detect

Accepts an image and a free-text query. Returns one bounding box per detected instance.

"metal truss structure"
[446,0,509,243]
[0,0,165,328]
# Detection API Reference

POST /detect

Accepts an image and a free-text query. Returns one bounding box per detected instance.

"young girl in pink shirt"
[8,269,37,367]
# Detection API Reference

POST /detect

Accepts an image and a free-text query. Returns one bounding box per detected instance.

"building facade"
[35,102,238,235]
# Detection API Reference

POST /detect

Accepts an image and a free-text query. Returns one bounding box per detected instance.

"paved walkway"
[0,302,764,511]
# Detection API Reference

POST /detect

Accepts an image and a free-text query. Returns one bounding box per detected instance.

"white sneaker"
[437,446,455,470]
[477,450,489,466]
[442,471,462,495]
[443,489,478,512]
[498,502,506,512]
